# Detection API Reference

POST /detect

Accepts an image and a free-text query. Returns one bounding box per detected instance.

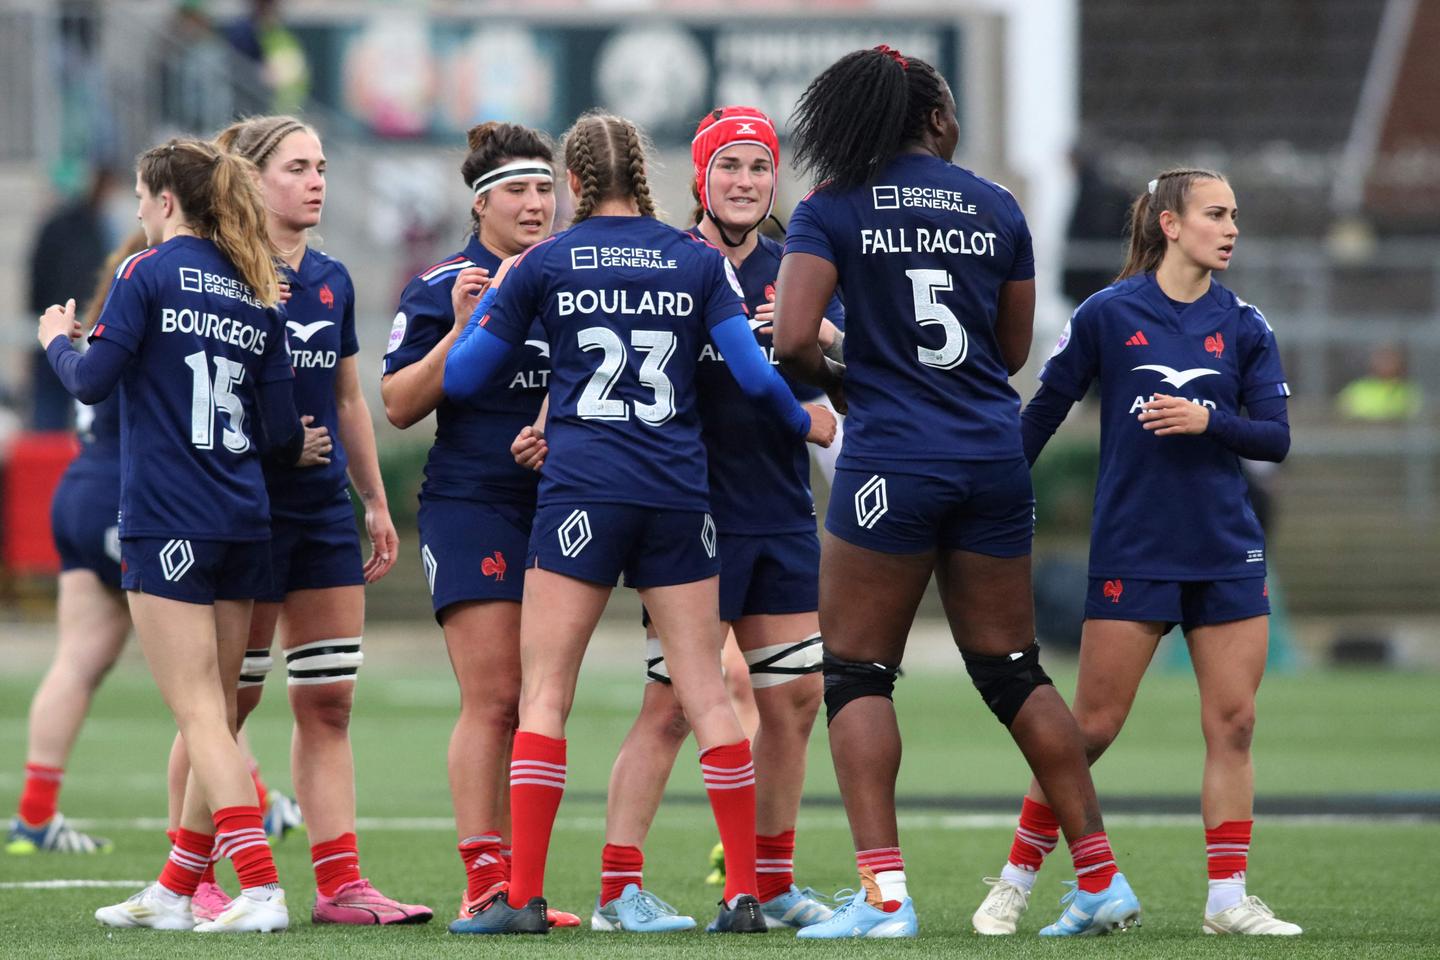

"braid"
[792,46,949,190]
[621,119,656,219]
[568,118,603,223]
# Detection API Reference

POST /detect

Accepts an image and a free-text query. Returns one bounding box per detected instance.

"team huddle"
[14,45,1300,939]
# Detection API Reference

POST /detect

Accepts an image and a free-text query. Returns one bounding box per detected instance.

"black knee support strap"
[822,651,900,725]
[964,643,1053,727]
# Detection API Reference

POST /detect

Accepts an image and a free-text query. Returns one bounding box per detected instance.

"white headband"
[472,159,554,196]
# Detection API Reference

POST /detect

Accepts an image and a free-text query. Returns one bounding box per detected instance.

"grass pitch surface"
[2,633,1436,958]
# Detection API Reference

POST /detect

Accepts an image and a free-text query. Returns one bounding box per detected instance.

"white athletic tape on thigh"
[644,637,671,685]
[285,637,363,685]
[744,633,823,688]
[238,648,274,688]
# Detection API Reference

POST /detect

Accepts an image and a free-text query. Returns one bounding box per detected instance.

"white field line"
[0,880,149,889]
[65,811,1431,833]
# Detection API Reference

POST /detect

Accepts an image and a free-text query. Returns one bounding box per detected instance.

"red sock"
[157,828,214,897]
[458,831,506,901]
[249,765,268,808]
[213,805,278,889]
[17,763,64,826]
[311,832,361,897]
[501,844,513,877]
[1008,796,1060,870]
[756,830,795,902]
[507,731,566,906]
[1071,831,1118,893]
[599,843,644,904]
[1205,820,1252,880]
[856,847,906,911]
[699,740,757,903]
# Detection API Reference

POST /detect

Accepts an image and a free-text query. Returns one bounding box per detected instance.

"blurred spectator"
[221,0,311,114]
[24,169,121,431]
[159,1,235,132]
[1337,344,1423,421]
[1062,145,1132,305]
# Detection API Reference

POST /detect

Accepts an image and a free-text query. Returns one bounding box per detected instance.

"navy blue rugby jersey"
[89,236,292,541]
[785,153,1033,466]
[382,235,548,503]
[1038,272,1291,580]
[263,249,360,522]
[481,216,745,512]
[67,391,121,483]
[692,231,843,534]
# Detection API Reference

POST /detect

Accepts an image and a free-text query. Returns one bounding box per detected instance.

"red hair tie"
[874,44,909,70]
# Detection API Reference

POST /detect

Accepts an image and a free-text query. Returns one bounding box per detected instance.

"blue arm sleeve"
[46,336,130,405]
[1019,383,1077,466]
[454,285,500,353]
[1204,395,1290,462]
[711,315,812,439]
[444,320,520,405]
[257,377,305,465]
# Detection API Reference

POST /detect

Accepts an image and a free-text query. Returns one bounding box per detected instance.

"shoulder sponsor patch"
[386,311,407,354]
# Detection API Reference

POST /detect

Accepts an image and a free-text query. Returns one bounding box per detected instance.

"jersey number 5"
[907,268,967,370]
[576,327,677,426]
[184,351,250,453]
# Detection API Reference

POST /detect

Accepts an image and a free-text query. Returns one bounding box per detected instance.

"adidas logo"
[1125,330,1149,346]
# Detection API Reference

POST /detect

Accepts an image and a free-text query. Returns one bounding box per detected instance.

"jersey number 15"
[185,350,250,453]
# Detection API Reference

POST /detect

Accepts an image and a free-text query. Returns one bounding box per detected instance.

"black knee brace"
[963,643,1053,727]
[822,651,900,725]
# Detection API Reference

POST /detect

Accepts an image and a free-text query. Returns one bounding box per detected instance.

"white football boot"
[94,883,194,930]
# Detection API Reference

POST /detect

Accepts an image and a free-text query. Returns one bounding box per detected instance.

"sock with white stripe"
[756,829,795,902]
[1205,820,1252,914]
[158,827,214,897]
[856,847,907,910]
[459,830,506,902]
[508,731,566,906]
[1070,831,1117,894]
[699,739,757,904]
[311,832,360,897]
[599,843,644,904]
[213,805,279,889]
[1002,796,1058,892]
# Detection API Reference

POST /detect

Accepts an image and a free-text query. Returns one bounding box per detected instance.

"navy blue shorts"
[120,538,272,604]
[417,495,531,618]
[529,503,720,589]
[826,458,1034,557]
[718,531,819,621]
[257,514,365,603]
[1085,577,1270,632]
[51,469,122,590]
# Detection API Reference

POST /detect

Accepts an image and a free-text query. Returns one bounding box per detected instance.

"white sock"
[1206,877,1246,915]
[241,883,284,903]
[875,869,908,904]
[152,883,187,906]
[1000,862,1037,893]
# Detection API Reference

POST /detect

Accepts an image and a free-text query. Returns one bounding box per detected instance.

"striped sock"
[17,763,64,826]
[213,805,278,890]
[311,832,361,897]
[1205,820,1252,913]
[756,829,795,902]
[1002,796,1059,891]
[508,731,566,906]
[856,847,906,911]
[599,843,644,905]
[157,828,214,897]
[1071,831,1118,893]
[700,740,757,903]
[459,831,506,902]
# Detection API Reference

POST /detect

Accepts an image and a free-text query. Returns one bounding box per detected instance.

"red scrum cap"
[691,106,781,221]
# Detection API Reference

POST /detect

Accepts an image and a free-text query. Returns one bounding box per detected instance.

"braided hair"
[562,112,657,223]
[791,45,950,190]
[1116,168,1227,281]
